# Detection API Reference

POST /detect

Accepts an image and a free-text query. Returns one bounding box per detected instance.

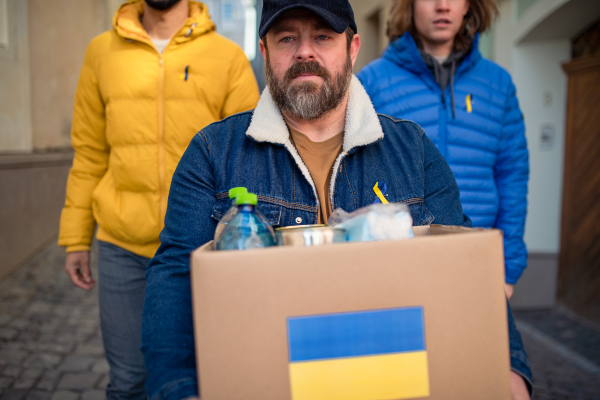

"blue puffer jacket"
[357,32,529,284]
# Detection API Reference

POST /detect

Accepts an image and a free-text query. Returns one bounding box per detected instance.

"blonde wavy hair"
[386,0,498,51]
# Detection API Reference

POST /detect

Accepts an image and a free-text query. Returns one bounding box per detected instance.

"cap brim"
[259,5,350,38]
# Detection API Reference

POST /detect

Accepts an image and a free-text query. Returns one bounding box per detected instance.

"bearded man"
[141,0,532,399]
[59,0,258,399]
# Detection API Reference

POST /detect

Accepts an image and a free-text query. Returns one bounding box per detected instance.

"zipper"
[157,54,167,230]
[439,88,448,158]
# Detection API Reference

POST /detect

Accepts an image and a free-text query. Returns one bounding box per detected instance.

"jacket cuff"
[65,244,92,253]
[511,367,534,397]
[505,267,524,285]
[510,350,534,396]
[150,378,198,400]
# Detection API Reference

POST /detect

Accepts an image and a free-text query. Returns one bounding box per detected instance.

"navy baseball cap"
[259,0,357,38]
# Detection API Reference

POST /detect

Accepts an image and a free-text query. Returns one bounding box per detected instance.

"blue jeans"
[98,240,149,400]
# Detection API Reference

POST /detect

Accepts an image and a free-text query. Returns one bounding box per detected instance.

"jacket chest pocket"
[211,199,282,227]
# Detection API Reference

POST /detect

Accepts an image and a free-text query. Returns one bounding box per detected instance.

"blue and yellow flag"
[287,307,430,400]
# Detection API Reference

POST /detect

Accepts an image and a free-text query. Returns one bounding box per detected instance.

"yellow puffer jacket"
[59,0,260,257]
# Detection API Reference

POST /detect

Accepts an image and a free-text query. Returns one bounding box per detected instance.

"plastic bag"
[328,203,414,242]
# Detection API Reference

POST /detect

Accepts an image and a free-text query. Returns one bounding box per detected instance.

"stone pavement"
[515,309,600,400]
[1,241,600,400]
[0,242,107,400]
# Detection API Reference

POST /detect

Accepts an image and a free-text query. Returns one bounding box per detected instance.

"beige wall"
[350,0,393,72]
[29,0,109,150]
[0,0,32,152]
[0,0,116,153]
[0,153,72,281]
[107,0,127,28]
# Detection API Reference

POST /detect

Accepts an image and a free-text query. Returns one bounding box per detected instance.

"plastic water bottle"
[215,193,276,251]
[214,187,248,241]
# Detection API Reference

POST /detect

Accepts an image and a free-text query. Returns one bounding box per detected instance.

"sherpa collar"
[246,75,383,152]
[246,74,384,206]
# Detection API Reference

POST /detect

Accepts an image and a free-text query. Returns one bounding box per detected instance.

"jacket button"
[295,217,302,224]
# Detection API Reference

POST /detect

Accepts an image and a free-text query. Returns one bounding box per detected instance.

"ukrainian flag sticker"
[287,307,430,400]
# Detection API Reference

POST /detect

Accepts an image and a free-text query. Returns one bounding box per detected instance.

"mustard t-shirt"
[287,125,344,224]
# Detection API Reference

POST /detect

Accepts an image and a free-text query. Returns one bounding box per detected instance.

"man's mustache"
[284,61,330,82]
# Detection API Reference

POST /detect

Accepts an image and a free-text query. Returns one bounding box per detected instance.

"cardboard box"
[191,225,511,400]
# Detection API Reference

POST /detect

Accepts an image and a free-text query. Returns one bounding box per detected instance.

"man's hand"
[510,371,530,400]
[505,283,515,300]
[65,251,95,290]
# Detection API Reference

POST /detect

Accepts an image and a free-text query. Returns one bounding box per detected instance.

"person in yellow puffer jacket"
[58,0,259,398]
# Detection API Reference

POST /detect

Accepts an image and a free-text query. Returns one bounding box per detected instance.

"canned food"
[276,225,347,247]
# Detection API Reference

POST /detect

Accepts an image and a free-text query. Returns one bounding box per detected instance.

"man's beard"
[266,53,353,121]
[145,0,182,11]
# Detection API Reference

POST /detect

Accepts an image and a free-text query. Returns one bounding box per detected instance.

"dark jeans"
[98,241,149,400]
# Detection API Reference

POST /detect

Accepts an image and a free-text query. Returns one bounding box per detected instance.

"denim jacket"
[141,76,532,400]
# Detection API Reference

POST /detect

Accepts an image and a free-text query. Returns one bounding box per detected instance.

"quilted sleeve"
[220,46,260,118]
[58,39,109,253]
[494,78,529,284]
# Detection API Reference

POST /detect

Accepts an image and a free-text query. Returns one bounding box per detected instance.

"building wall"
[0,0,109,154]
[350,0,391,72]
[28,0,108,151]
[0,0,32,152]
[517,0,541,20]
[495,0,572,254]
[514,40,569,253]
[0,153,72,281]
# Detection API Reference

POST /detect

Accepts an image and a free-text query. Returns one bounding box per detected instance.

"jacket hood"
[246,75,383,203]
[113,0,215,46]
[383,32,482,77]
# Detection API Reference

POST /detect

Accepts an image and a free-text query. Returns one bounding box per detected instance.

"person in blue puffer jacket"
[358,0,529,299]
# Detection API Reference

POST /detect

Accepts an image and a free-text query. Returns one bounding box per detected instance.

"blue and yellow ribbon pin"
[179,66,190,81]
[466,94,473,113]
[373,182,389,204]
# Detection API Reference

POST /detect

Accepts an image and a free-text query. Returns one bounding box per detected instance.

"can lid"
[275,224,328,231]
[236,193,257,206]
[228,187,248,199]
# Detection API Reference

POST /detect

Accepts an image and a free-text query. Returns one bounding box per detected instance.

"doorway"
[559,19,600,323]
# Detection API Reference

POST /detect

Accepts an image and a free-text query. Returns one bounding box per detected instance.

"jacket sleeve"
[507,299,534,395]
[58,39,109,253]
[422,132,472,227]
[142,133,217,400]
[220,47,260,118]
[494,79,529,284]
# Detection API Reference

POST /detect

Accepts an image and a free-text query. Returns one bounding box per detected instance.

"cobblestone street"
[0,242,107,400]
[1,242,600,400]
[515,309,600,399]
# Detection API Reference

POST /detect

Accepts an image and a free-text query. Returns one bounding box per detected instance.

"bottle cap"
[228,187,248,199]
[236,193,258,206]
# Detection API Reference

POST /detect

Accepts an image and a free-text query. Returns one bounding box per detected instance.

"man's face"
[259,10,360,120]
[145,0,182,11]
[413,0,470,48]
